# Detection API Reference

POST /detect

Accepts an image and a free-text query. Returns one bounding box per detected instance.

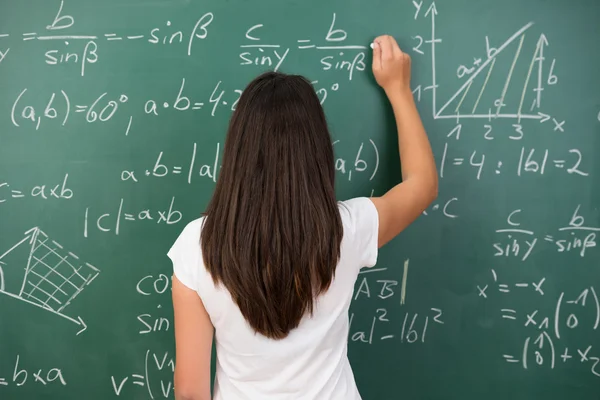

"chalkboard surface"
[1,0,599,399]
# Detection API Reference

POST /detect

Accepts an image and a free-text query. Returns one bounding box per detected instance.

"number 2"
[412,36,424,55]
[376,308,389,322]
[316,88,327,104]
[431,308,444,324]
[567,149,589,176]
[483,124,493,140]
[590,357,600,377]
[231,90,243,111]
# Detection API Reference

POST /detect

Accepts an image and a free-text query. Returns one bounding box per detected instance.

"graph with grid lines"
[0,227,100,314]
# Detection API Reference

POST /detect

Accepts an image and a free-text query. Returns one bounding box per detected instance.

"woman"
[168,35,438,400]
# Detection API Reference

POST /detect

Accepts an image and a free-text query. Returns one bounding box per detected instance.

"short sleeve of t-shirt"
[339,197,379,268]
[167,218,204,292]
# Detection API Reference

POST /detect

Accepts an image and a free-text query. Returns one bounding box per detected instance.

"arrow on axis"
[538,112,551,123]
[75,316,87,335]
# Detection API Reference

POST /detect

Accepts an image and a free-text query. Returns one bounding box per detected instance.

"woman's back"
[169,198,378,399]
[169,35,438,400]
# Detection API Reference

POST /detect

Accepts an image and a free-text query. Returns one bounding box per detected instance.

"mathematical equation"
[101,274,176,397]
[9,83,239,135]
[110,350,174,398]
[8,75,364,138]
[83,197,182,237]
[350,260,445,344]
[440,142,589,181]
[0,355,66,388]
[493,206,598,260]
[121,143,221,185]
[0,0,367,115]
[0,1,598,398]
[0,174,73,203]
[118,138,379,186]
[478,270,600,378]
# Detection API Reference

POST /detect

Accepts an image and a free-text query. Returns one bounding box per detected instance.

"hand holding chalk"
[371,35,411,93]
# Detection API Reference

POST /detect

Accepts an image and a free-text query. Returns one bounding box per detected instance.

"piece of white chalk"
[370,42,376,49]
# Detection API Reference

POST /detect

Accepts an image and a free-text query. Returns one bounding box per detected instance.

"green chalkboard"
[1,0,599,399]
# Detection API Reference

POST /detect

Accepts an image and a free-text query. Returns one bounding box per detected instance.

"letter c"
[507,209,522,226]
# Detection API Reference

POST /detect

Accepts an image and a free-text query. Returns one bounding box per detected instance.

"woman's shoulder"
[337,197,379,268]
[337,197,378,229]
[178,216,206,242]
[167,216,206,291]
[338,197,375,210]
[168,217,206,264]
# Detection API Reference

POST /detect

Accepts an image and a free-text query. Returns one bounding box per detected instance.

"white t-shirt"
[167,197,379,400]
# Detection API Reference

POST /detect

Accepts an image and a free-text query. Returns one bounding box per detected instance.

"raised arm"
[369,35,438,248]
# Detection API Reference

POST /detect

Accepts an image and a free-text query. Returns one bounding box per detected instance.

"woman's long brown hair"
[201,71,343,339]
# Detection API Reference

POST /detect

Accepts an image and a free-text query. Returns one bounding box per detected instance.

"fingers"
[378,35,394,63]
[371,40,382,71]
[371,34,412,90]
[373,35,404,63]
[392,39,403,58]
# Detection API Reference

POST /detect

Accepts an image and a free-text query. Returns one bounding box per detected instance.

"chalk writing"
[493,206,598,260]
[8,77,354,136]
[137,305,171,335]
[110,350,174,398]
[439,143,589,180]
[121,143,221,185]
[0,355,66,388]
[0,227,96,335]
[333,139,379,182]
[0,174,73,203]
[482,272,599,378]
[0,1,213,69]
[350,261,445,345]
[136,274,171,297]
[422,197,459,218]
[0,1,598,397]
[10,88,128,131]
[83,197,183,237]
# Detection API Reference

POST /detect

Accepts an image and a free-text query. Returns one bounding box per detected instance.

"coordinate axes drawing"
[0,227,100,335]
[425,3,555,124]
